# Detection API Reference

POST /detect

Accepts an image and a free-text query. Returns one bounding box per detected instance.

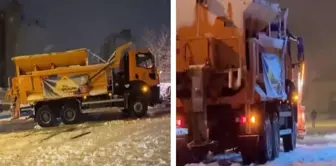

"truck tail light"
[240,116,247,124]
[238,115,256,124]
[176,116,184,127]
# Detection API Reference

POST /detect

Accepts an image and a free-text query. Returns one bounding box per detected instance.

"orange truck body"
[176,0,306,136]
[6,41,161,127]
[7,42,159,108]
[176,1,306,164]
[296,65,306,138]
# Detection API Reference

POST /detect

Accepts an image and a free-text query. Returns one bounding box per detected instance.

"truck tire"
[271,113,280,159]
[240,116,273,165]
[36,105,57,127]
[258,115,273,164]
[129,97,148,118]
[60,102,81,125]
[283,117,297,152]
[241,149,256,165]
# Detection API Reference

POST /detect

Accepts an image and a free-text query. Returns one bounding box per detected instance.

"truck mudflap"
[238,134,259,148]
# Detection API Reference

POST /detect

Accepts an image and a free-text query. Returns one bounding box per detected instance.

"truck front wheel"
[240,116,273,165]
[129,98,148,118]
[36,105,57,127]
[60,102,81,124]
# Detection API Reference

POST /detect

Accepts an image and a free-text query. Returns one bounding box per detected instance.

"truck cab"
[112,50,160,105]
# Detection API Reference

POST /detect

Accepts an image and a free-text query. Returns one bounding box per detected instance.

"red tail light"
[176,116,184,127]
[240,116,247,124]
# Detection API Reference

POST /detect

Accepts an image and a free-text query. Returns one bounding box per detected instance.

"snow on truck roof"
[11,48,88,73]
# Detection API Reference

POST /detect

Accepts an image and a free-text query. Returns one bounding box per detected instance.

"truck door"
[130,52,159,86]
[112,52,130,95]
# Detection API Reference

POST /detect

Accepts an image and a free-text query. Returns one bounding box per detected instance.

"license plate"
[176,128,188,136]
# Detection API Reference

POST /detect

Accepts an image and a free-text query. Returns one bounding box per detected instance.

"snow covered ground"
[184,121,336,166]
[0,108,170,166]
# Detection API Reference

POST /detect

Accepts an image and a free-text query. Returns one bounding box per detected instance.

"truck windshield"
[135,52,154,69]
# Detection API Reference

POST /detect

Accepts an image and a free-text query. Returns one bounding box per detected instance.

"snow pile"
[159,83,170,100]
[269,144,336,165]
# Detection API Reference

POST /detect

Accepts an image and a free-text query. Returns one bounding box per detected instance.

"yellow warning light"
[293,94,298,101]
[250,116,256,123]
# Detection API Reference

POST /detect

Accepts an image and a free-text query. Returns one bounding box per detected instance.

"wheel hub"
[40,111,51,124]
[133,102,143,113]
[64,108,76,121]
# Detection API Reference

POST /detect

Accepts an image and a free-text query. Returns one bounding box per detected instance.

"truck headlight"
[141,85,149,93]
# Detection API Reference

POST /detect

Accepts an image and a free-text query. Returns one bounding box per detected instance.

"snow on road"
[185,133,336,166]
[0,114,170,166]
[269,134,336,166]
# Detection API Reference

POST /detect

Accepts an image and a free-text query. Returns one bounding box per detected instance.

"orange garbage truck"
[176,0,306,164]
[6,42,161,127]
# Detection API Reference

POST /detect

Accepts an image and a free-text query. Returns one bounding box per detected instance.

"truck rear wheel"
[258,115,273,164]
[283,117,297,152]
[36,105,57,127]
[60,102,81,124]
[240,116,273,165]
[271,113,280,159]
[129,98,148,118]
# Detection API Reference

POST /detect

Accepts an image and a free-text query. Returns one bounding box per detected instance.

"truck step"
[82,98,124,105]
[279,129,292,136]
[81,107,120,114]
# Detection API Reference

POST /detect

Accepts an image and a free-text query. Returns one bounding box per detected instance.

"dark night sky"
[278,0,334,78]
[277,0,335,110]
[0,0,170,87]
[6,0,170,54]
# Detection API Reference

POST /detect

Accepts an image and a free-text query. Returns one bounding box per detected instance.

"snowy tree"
[142,25,170,82]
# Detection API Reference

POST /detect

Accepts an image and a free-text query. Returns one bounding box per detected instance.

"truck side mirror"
[297,37,304,62]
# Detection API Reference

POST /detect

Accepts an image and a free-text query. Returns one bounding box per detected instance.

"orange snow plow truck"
[6,42,160,127]
[176,0,306,164]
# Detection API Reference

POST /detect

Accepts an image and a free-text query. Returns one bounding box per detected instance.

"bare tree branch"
[142,25,170,82]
